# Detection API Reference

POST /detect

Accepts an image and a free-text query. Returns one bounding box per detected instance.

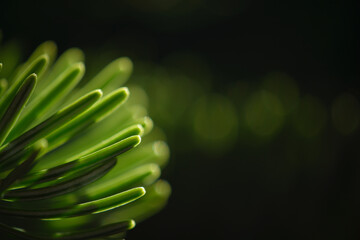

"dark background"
[1,0,359,239]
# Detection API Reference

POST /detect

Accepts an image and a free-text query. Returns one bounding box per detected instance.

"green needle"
[0,90,102,165]
[0,187,145,219]
[0,74,37,145]
[0,54,49,120]
[8,63,85,141]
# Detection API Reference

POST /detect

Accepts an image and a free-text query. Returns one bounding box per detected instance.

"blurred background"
[0,0,359,239]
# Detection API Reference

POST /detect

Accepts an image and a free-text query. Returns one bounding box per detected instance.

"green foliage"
[0,41,170,239]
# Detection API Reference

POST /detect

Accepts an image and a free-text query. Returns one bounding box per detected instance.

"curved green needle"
[0,90,102,165]
[3,158,116,201]
[7,63,85,141]
[0,187,145,219]
[0,74,37,145]
[17,135,141,187]
[45,87,130,151]
[0,54,49,120]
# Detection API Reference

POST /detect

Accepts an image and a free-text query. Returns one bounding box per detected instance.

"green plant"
[0,41,170,239]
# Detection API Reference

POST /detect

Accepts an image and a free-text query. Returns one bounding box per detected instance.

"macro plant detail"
[0,41,170,239]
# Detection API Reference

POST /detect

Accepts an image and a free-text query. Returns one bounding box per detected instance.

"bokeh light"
[292,95,327,138]
[192,94,238,154]
[331,93,360,135]
[261,72,299,114]
[244,90,284,137]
